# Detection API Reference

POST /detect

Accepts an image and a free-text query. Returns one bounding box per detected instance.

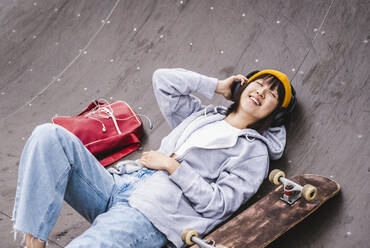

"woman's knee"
[32,123,57,137]
[28,124,75,154]
[31,123,71,144]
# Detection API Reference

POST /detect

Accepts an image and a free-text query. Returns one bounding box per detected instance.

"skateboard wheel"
[269,169,285,185]
[181,228,198,245]
[302,184,318,201]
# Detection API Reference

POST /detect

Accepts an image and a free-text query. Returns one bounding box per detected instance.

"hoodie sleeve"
[169,154,269,219]
[152,68,218,129]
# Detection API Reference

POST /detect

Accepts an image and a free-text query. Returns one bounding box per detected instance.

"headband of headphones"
[247,69,292,108]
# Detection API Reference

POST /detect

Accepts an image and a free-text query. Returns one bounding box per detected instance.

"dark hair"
[225,74,286,133]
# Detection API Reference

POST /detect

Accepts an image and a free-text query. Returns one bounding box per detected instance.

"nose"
[256,89,265,98]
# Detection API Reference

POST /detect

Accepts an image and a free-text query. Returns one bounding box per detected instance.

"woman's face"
[238,78,279,122]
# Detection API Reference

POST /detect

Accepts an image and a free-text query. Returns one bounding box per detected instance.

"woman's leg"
[65,202,167,248]
[12,123,116,246]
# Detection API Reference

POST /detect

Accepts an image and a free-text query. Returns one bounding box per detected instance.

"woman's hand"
[216,74,249,100]
[139,150,179,174]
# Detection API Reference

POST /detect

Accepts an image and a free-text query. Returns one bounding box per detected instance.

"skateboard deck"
[188,173,340,248]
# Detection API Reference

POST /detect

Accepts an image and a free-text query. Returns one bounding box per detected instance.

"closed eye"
[257,82,277,98]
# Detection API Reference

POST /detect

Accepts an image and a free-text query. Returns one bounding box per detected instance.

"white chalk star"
[29,68,33,72]
[33,2,37,6]
[110,59,114,62]
[321,30,326,35]
[56,78,61,82]
[255,59,259,62]
[101,20,105,23]
[159,34,164,39]
[83,51,87,54]
[299,70,304,75]
[180,1,184,4]
[292,68,296,72]
[107,20,111,24]
[12,29,16,33]
[133,27,137,32]
[1,92,5,95]
[84,87,87,91]
[54,8,58,12]
[136,66,140,70]
[189,42,193,46]
[138,106,143,110]
[22,137,25,140]
[32,35,37,39]
[8,61,12,64]
[210,6,214,10]
[357,134,363,138]
[313,28,318,32]
[110,97,113,100]
[220,50,224,54]
[242,13,246,17]
[276,20,281,24]
[55,42,59,45]
[363,39,368,44]
[77,13,81,17]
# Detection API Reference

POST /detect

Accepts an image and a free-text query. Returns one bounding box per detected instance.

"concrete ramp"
[1,0,369,247]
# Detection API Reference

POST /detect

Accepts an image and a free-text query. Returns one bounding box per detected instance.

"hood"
[206,105,286,160]
[244,126,286,160]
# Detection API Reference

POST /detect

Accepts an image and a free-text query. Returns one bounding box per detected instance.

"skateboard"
[181,169,340,248]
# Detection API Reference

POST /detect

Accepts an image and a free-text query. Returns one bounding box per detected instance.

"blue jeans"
[12,123,168,247]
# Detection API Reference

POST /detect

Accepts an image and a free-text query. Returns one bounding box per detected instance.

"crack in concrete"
[0,0,121,124]
[0,209,11,218]
[290,0,336,85]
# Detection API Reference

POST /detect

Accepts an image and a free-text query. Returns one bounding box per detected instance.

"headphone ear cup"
[272,108,288,127]
[286,86,297,114]
[231,80,241,101]
[273,84,297,127]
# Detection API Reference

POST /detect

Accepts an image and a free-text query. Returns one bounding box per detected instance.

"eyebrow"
[259,79,278,96]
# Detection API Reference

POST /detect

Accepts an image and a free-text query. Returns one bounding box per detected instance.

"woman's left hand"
[139,150,179,174]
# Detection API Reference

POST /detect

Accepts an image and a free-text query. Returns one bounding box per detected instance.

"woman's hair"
[225,74,286,133]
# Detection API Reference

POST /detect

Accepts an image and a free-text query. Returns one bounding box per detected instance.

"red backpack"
[52,99,143,167]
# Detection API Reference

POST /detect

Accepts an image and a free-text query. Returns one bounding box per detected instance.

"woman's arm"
[168,154,269,219]
[152,68,218,129]
[152,68,249,129]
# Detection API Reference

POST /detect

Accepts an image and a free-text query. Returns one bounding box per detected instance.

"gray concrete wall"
[0,0,369,247]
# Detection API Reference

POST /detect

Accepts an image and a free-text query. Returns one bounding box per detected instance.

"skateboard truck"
[269,169,318,205]
[181,229,227,248]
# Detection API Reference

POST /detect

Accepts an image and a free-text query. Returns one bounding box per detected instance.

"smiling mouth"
[249,96,261,106]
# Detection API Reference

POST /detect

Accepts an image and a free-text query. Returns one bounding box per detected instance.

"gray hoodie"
[128,68,286,247]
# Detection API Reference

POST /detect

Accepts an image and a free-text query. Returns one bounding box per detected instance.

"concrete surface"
[0,0,369,247]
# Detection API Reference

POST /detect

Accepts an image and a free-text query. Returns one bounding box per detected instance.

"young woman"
[12,68,295,248]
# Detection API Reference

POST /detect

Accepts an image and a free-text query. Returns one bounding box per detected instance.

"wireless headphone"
[230,69,297,127]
